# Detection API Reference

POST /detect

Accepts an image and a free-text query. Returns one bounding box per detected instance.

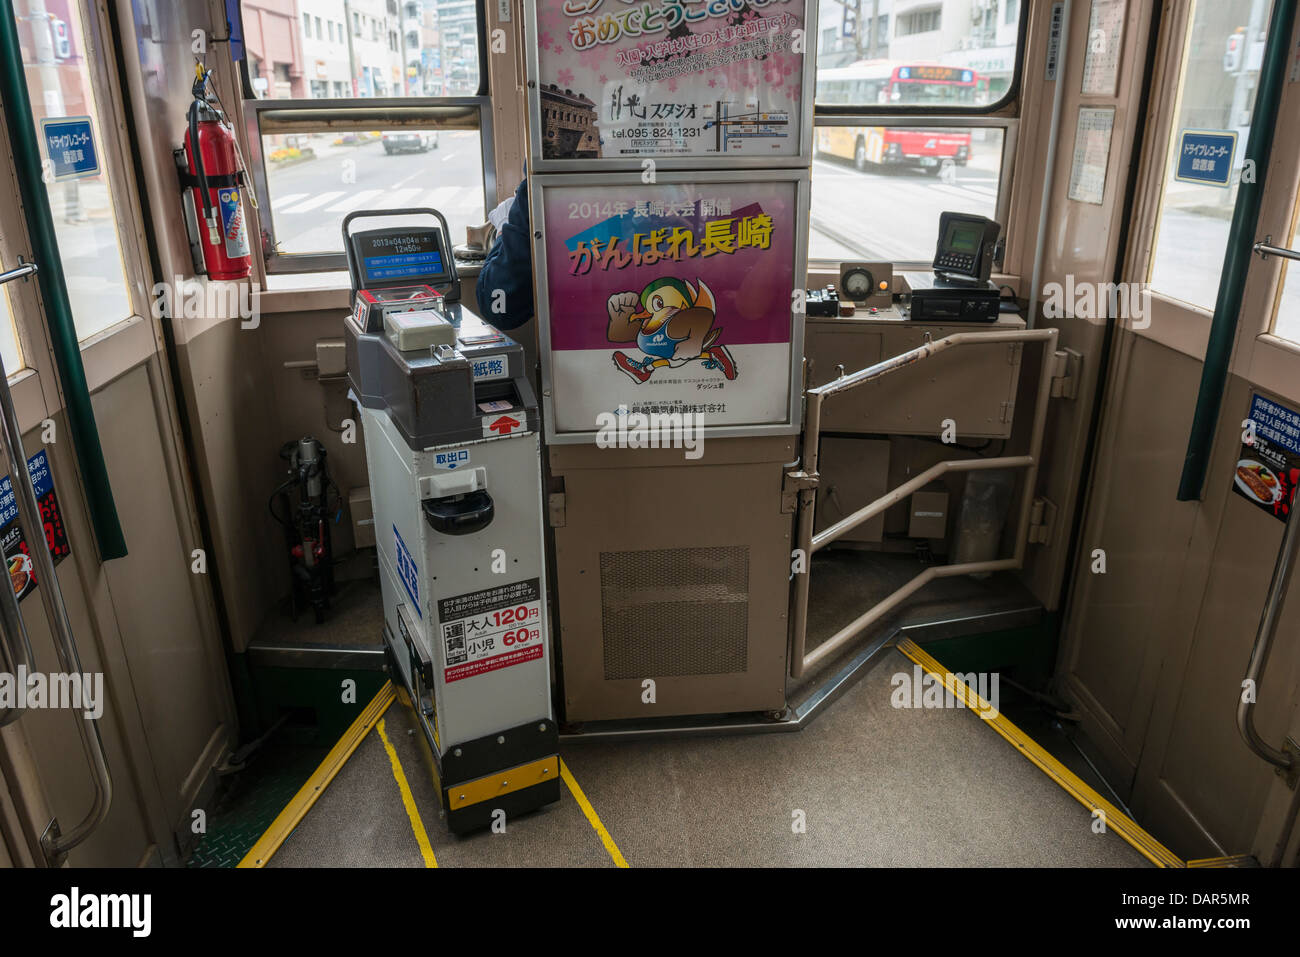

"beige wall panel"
[176,326,283,650]
[92,364,232,823]
[1061,334,1201,766]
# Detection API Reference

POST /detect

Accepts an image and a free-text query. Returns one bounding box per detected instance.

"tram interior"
[0,0,1298,873]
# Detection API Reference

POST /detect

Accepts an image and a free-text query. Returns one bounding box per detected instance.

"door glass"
[13,0,134,340]
[1148,0,1274,310]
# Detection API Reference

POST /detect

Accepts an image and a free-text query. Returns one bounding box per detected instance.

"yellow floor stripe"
[238,681,396,868]
[560,758,628,868]
[1187,854,1256,868]
[377,716,438,868]
[895,639,1185,869]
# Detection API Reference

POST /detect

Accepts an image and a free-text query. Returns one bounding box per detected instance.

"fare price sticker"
[438,578,543,683]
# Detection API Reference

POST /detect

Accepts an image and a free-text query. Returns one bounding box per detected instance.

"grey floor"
[269,647,1151,868]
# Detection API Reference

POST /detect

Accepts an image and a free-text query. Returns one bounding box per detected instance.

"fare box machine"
[342,209,559,833]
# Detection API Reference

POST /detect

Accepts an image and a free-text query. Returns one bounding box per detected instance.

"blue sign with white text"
[1175,130,1237,187]
[40,116,100,181]
[394,525,421,617]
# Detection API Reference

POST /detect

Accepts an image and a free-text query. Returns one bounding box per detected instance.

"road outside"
[265,130,487,260]
[809,128,1004,263]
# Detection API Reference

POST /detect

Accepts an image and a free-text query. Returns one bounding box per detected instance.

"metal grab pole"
[1237,498,1300,786]
[0,350,113,858]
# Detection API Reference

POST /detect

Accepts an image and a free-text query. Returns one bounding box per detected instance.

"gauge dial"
[840,267,875,302]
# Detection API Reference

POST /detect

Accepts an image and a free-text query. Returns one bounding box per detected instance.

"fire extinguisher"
[176,65,251,281]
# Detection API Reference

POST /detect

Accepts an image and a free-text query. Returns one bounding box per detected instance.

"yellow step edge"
[238,680,397,868]
[446,756,560,810]
[894,639,1185,869]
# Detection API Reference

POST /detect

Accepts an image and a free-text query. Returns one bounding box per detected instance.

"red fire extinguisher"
[178,65,251,281]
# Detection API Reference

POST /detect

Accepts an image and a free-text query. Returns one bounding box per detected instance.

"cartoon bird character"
[606,277,738,384]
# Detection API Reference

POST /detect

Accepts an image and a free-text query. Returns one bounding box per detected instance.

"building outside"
[244,0,306,98]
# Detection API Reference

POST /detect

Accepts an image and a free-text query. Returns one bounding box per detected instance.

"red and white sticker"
[482,412,524,437]
[438,578,542,683]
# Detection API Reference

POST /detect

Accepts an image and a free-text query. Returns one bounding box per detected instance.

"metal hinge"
[1027,497,1058,546]
[547,492,566,527]
[999,400,1015,423]
[1049,348,1083,400]
[1006,342,1022,365]
[781,470,819,514]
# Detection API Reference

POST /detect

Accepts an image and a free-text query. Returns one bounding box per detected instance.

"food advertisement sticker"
[530,0,812,165]
[1235,393,1300,523]
[0,450,71,602]
[538,177,800,437]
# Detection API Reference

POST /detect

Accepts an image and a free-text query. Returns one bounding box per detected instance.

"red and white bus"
[815,62,980,174]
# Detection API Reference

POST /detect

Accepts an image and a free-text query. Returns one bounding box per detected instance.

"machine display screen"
[353,228,449,287]
[943,221,982,254]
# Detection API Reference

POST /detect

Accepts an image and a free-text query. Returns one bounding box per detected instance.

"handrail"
[0,2,127,559]
[1236,494,1300,788]
[1253,237,1300,264]
[0,346,113,860]
[789,328,1060,679]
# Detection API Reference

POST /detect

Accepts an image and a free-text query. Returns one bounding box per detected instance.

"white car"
[381,131,438,154]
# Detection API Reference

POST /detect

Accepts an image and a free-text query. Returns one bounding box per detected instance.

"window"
[817,0,1022,108]
[1148,0,1273,311]
[303,12,310,36]
[237,1,492,283]
[328,21,334,43]
[899,9,942,37]
[811,0,1024,265]
[11,0,134,341]
[260,129,484,272]
[1005,0,1020,26]
[315,17,323,40]
[810,126,1006,262]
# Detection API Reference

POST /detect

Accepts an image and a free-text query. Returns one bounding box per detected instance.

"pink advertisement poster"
[533,0,809,161]
[541,178,799,433]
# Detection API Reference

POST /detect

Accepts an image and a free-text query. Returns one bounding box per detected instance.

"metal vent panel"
[599,546,749,680]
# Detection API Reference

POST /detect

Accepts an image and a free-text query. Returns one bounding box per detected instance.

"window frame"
[242,98,497,275]
[807,113,1018,269]
[232,0,494,277]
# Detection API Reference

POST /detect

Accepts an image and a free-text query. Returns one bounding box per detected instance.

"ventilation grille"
[599,545,749,680]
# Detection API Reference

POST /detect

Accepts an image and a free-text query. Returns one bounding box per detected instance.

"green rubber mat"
[186,728,330,868]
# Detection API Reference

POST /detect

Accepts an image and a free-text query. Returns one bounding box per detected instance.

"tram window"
[257,128,485,278]
[241,0,482,99]
[809,126,1005,263]
[9,0,134,342]
[1148,0,1273,311]
[814,0,1027,109]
